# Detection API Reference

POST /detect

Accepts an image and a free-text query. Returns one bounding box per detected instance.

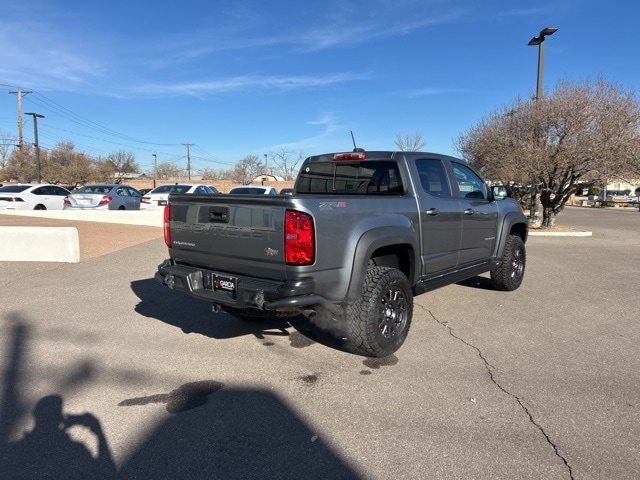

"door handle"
[464,209,474,215]
[426,208,438,216]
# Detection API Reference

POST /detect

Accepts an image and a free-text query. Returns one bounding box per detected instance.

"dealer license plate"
[212,274,237,297]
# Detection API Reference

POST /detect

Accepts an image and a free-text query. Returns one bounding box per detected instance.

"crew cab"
[155,150,528,357]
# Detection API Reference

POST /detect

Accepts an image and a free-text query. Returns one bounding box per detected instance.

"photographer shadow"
[2,394,116,479]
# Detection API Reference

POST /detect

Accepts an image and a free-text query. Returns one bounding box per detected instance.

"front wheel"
[344,266,412,358]
[490,234,526,291]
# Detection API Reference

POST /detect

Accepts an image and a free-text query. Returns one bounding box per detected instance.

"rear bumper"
[155,258,332,311]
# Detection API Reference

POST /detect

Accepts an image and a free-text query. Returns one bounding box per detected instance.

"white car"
[0,183,72,210]
[227,185,279,195]
[140,183,218,210]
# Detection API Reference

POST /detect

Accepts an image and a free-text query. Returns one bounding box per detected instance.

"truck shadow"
[454,275,496,290]
[130,279,348,353]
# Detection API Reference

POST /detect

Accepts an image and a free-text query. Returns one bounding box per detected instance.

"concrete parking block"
[0,226,80,262]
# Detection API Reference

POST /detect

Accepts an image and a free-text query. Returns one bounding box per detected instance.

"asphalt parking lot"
[0,206,638,479]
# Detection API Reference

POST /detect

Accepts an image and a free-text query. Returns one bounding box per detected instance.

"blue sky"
[0,0,638,174]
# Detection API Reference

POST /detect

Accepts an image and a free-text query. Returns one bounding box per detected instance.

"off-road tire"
[490,234,526,291]
[344,266,412,358]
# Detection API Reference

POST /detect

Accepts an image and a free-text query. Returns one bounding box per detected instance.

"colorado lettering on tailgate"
[171,221,274,241]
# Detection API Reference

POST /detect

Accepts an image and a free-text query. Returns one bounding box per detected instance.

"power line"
[3,85,236,171]
[26,91,182,147]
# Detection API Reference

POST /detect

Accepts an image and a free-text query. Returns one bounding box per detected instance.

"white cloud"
[137,72,370,96]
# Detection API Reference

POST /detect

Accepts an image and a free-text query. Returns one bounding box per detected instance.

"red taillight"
[333,150,366,161]
[0,197,24,202]
[98,195,112,206]
[141,196,150,204]
[63,197,71,205]
[163,204,171,247]
[285,210,314,266]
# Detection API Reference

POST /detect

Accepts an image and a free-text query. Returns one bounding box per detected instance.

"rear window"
[0,185,31,193]
[229,187,267,194]
[296,161,404,194]
[151,185,193,194]
[76,185,112,194]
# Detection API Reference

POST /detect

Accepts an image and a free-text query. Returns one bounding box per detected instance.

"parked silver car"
[63,184,142,210]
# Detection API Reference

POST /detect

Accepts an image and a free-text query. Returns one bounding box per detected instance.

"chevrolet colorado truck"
[155,149,528,357]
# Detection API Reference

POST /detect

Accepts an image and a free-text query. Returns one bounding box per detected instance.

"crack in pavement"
[424,307,575,480]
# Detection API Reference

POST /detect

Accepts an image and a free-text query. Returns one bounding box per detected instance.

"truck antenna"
[350,131,359,152]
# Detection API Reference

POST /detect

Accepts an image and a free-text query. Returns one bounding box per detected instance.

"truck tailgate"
[168,195,288,280]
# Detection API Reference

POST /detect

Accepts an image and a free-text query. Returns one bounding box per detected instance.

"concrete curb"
[0,226,80,262]
[529,230,592,237]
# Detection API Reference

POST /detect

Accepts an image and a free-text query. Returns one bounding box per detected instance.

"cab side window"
[451,163,487,200]
[415,159,451,197]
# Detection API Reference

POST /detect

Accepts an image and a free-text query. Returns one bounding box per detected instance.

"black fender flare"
[494,211,528,259]
[344,226,420,304]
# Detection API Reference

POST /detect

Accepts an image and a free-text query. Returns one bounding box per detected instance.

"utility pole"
[24,112,44,182]
[182,143,193,180]
[9,90,33,148]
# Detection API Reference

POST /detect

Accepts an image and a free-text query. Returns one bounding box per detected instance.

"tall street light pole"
[527,27,558,219]
[263,154,268,185]
[24,112,45,182]
[152,153,157,187]
[528,27,558,102]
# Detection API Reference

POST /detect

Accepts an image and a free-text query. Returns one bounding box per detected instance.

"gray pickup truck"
[155,149,528,357]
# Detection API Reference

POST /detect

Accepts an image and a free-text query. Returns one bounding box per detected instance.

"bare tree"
[0,129,17,171]
[4,144,36,182]
[231,155,264,184]
[456,78,640,227]
[268,148,305,180]
[104,150,140,182]
[395,132,427,151]
[44,142,94,188]
[156,161,183,180]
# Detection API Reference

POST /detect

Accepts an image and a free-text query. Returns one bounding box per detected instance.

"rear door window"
[415,159,451,197]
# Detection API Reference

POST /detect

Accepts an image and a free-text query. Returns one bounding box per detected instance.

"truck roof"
[304,150,461,163]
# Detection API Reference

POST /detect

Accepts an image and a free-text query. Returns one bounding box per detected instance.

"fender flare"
[494,211,529,258]
[344,226,420,303]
